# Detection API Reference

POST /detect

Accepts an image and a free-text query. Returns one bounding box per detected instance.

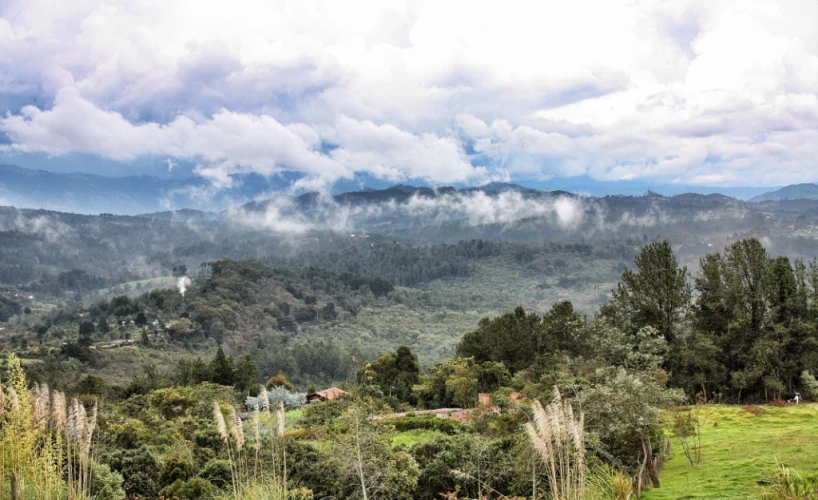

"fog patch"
[0,212,76,244]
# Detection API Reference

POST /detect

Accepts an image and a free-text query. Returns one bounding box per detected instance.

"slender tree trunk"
[532,458,537,500]
[354,414,369,500]
[643,438,660,488]
[11,471,19,500]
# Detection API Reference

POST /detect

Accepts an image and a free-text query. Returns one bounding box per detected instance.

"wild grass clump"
[1,353,98,499]
[588,464,634,500]
[212,394,290,500]
[212,481,313,500]
[525,388,586,500]
[759,465,818,499]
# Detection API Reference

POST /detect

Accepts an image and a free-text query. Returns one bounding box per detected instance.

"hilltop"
[750,182,818,202]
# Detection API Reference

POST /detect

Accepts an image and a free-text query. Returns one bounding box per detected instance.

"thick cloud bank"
[2,0,818,188]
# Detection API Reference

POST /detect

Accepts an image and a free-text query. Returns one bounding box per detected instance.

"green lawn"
[285,408,303,430]
[391,429,447,448]
[643,404,818,500]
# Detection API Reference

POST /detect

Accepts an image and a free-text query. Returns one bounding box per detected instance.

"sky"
[1,0,818,193]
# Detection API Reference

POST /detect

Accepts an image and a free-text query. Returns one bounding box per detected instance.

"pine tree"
[210,346,236,386]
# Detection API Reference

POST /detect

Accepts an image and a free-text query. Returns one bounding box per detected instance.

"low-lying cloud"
[232,190,589,234]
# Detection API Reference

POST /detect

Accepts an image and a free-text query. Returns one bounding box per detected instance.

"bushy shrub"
[801,371,818,400]
[390,416,470,435]
[90,462,126,500]
[198,458,232,489]
[160,477,219,499]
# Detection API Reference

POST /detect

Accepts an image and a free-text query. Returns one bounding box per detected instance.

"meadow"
[645,405,818,500]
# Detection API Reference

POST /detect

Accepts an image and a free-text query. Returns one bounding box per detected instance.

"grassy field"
[644,404,818,500]
[391,429,448,448]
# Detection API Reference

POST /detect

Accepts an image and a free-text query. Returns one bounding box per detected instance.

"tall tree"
[457,306,544,373]
[210,346,235,386]
[609,240,691,343]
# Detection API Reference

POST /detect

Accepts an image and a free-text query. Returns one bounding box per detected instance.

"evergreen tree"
[210,346,235,386]
[609,240,691,343]
[234,354,260,395]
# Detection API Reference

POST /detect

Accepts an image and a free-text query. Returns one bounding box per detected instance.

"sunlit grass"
[643,404,818,500]
[391,429,447,448]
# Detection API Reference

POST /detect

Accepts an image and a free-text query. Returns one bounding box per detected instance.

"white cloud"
[2,0,818,188]
[233,189,587,233]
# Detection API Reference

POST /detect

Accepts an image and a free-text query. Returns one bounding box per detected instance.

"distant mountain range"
[0,163,799,215]
[0,164,295,214]
[750,183,818,202]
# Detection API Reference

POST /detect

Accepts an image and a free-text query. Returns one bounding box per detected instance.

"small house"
[306,387,348,403]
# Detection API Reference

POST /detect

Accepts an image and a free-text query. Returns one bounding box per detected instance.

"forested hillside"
[6,186,818,498]
[4,236,818,499]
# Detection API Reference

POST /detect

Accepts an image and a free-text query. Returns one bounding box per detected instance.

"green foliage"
[160,477,219,499]
[266,372,294,391]
[607,239,691,342]
[319,408,421,500]
[390,415,470,435]
[210,346,235,386]
[759,465,818,500]
[0,296,22,322]
[101,445,161,498]
[458,301,586,374]
[358,345,421,403]
[801,371,818,399]
[90,462,126,500]
[414,357,511,409]
[75,374,108,397]
[198,459,232,489]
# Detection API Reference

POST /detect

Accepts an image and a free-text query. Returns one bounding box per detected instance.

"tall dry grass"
[525,388,586,500]
[1,353,97,499]
[212,396,289,500]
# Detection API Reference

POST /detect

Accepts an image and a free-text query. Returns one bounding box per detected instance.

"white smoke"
[177,276,192,296]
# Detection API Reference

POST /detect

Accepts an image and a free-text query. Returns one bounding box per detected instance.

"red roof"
[307,387,349,401]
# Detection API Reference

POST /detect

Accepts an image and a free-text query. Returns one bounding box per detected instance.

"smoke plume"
[177,276,192,296]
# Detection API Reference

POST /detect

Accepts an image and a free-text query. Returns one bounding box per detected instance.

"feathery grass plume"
[213,402,229,442]
[1,353,69,498]
[78,398,88,444]
[0,384,5,419]
[52,391,67,432]
[253,403,261,451]
[259,386,269,413]
[83,401,97,456]
[277,401,286,438]
[8,386,20,414]
[68,397,87,444]
[33,382,51,427]
[229,405,245,450]
[525,388,586,500]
